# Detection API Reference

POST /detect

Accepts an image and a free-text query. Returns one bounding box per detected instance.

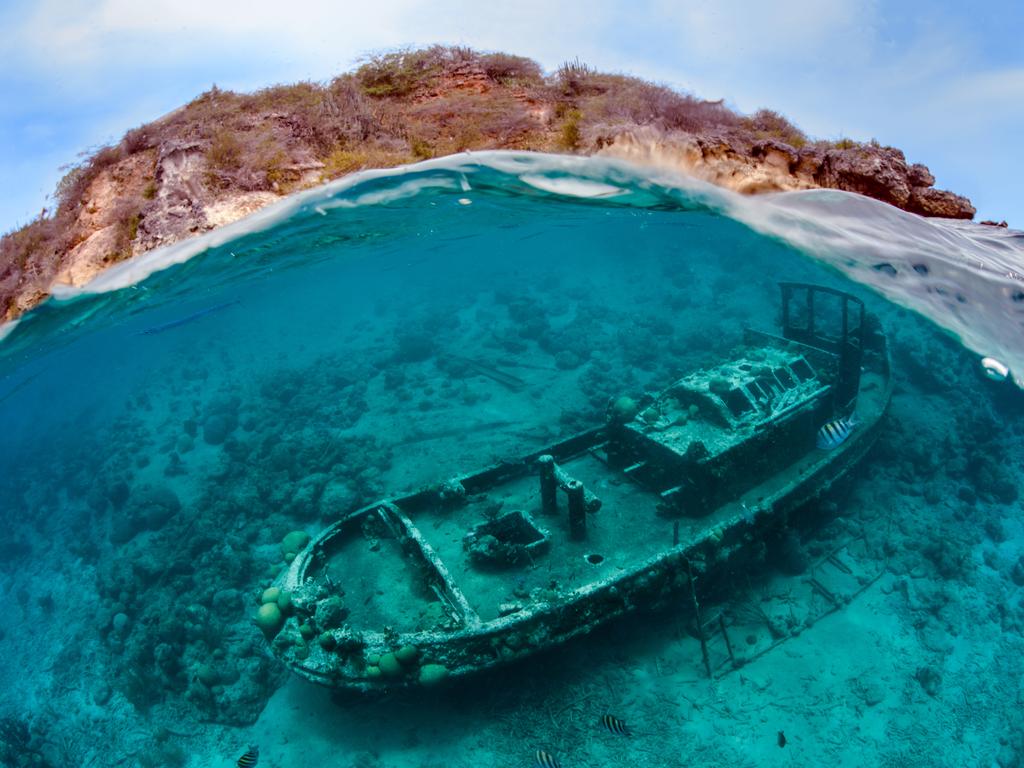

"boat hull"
[267,284,893,691]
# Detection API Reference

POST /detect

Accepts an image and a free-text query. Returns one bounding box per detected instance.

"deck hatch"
[724,387,756,417]
[789,357,815,382]
[463,509,550,568]
[774,367,796,388]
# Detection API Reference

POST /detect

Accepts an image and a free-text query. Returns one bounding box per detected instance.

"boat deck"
[321,528,437,632]
[299,361,888,633]
[421,452,668,621]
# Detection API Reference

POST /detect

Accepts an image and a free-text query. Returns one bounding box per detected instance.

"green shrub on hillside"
[742,108,808,148]
[205,127,291,191]
[479,53,543,85]
[356,47,447,97]
[405,93,536,154]
[320,146,411,180]
[0,216,56,272]
[560,109,583,150]
[585,76,740,133]
[409,137,434,160]
[206,130,243,174]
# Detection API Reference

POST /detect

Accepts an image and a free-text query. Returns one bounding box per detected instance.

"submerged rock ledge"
[0,46,975,323]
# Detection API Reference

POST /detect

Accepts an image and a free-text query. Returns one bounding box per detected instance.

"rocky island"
[0,46,975,323]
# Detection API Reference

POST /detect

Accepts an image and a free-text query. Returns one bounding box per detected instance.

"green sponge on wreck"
[255,602,284,639]
[395,644,419,665]
[378,652,403,678]
[418,663,449,687]
[281,530,311,561]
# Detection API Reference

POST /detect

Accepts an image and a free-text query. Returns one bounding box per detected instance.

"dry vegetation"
[0,45,860,321]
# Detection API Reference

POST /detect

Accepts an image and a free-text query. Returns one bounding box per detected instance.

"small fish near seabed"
[237,745,259,767]
[534,749,561,768]
[600,714,631,736]
[777,730,787,748]
[816,415,857,450]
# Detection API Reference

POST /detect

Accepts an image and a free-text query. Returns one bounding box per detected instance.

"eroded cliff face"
[0,49,977,323]
[53,141,289,293]
[139,140,286,251]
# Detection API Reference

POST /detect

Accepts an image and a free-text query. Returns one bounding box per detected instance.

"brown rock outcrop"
[55,225,122,286]
[138,140,210,250]
[595,128,819,196]
[908,163,935,187]
[815,146,912,207]
[810,146,972,218]
[595,129,975,220]
[905,186,976,219]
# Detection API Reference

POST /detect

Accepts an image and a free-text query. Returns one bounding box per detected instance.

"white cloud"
[6,1,414,84]
[6,0,617,86]
[936,67,1024,116]
[649,0,877,66]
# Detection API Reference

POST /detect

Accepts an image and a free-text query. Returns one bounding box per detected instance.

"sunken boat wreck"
[266,283,893,690]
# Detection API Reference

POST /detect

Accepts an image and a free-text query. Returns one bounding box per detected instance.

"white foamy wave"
[0,316,20,343]
[313,175,461,213]
[519,174,627,198]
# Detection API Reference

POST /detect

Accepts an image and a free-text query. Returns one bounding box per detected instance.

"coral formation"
[418,663,449,687]
[280,530,311,561]
[255,603,284,639]
[377,652,403,678]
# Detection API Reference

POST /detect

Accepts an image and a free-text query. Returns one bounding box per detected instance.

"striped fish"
[534,749,561,768]
[601,714,631,736]
[237,745,259,768]
[816,416,857,450]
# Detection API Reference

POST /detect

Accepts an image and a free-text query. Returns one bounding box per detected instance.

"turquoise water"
[1,152,1022,767]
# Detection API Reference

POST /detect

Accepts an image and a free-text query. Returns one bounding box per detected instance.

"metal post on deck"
[566,479,586,540]
[538,455,557,516]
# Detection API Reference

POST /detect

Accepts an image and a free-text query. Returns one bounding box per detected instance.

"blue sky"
[1,0,1022,233]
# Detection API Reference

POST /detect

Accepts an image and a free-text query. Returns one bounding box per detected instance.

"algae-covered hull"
[266,284,892,691]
